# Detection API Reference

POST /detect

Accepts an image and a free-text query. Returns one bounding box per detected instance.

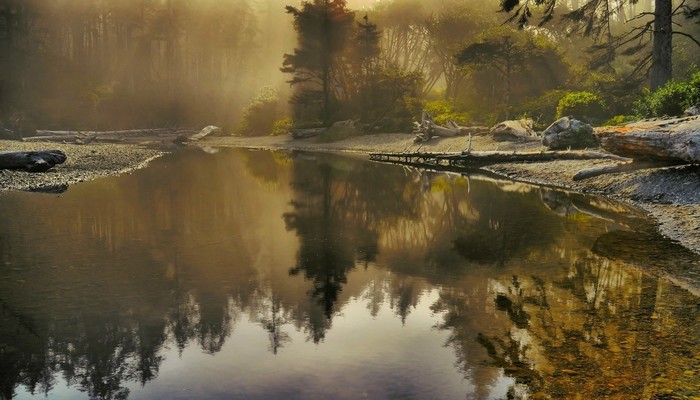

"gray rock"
[684,105,700,116]
[542,116,598,150]
[489,119,538,142]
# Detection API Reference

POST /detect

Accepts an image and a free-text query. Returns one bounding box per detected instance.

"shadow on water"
[0,148,698,399]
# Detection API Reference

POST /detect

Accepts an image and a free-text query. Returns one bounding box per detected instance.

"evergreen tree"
[281,0,355,126]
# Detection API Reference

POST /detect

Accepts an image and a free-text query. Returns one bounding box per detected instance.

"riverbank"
[1,133,698,255]
[0,140,164,192]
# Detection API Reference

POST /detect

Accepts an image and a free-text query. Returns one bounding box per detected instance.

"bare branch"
[673,31,700,48]
[625,11,654,23]
[672,0,687,15]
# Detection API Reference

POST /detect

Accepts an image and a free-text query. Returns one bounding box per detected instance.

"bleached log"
[414,112,460,141]
[188,125,221,141]
[596,116,700,163]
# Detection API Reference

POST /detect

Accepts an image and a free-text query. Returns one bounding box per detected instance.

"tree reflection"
[0,149,698,399]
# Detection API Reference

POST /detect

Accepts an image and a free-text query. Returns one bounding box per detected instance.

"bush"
[514,89,567,130]
[633,71,700,118]
[271,117,293,136]
[556,91,607,123]
[603,115,637,126]
[423,100,470,126]
[238,86,280,136]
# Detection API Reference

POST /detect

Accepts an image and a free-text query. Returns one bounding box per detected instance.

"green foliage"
[603,115,637,126]
[423,100,470,126]
[271,117,293,136]
[513,90,567,129]
[556,91,607,122]
[238,86,280,136]
[633,71,700,117]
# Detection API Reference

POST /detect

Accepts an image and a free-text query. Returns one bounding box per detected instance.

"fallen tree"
[596,116,700,163]
[370,150,628,169]
[573,116,700,180]
[22,126,215,145]
[0,150,67,172]
[413,112,462,142]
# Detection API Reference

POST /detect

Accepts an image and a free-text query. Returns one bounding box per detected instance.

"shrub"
[633,71,700,117]
[603,115,637,126]
[514,89,567,130]
[271,117,293,136]
[556,91,607,123]
[423,100,470,126]
[238,86,280,136]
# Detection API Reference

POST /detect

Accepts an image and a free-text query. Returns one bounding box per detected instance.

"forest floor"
[1,133,699,255]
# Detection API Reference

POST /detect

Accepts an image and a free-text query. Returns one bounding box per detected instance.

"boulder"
[684,105,700,116]
[489,119,538,142]
[542,116,598,150]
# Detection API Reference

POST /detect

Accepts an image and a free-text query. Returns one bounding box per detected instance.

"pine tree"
[281,0,355,126]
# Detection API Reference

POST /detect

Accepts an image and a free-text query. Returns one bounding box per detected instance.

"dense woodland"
[0,0,699,136]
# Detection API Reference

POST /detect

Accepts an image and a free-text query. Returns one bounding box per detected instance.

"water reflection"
[0,148,698,399]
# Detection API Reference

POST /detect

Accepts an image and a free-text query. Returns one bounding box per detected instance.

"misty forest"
[0,0,699,137]
[2,1,700,400]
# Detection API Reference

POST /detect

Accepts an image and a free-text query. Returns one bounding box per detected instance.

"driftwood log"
[596,116,700,162]
[24,128,203,144]
[370,150,628,170]
[414,112,461,142]
[0,150,67,172]
[573,116,700,180]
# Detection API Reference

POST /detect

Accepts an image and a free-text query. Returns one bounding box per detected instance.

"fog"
[0,0,695,136]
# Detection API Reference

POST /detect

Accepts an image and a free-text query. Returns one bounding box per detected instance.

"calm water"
[1,148,699,400]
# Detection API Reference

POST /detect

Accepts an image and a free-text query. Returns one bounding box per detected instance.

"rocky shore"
[1,131,698,255]
[0,140,164,192]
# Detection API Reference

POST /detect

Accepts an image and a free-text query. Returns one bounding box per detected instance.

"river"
[1,148,698,399]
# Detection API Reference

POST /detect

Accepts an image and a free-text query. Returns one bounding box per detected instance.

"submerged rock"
[542,116,598,150]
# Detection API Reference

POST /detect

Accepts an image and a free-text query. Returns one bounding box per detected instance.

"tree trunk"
[0,150,67,172]
[650,0,672,90]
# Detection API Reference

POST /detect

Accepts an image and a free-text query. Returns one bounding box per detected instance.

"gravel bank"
[0,140,164,192]
[206,133,700,255]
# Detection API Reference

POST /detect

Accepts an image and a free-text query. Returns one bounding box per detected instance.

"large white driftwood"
[0,150,67,172]
[414,112,461,142]
[572,116,700,180]
[595,116,700,163]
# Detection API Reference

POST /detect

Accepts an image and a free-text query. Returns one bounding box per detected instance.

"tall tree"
[281,0,355,126]
[501,0,700,89]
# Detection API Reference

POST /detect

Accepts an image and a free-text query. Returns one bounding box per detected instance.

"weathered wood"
[34,128,189,137]
[595,116,700,163]
[572,160,684,181]
[24,127,207,145]
[413,112,461,142]
[0,150,67,172]
[188,125,221,141]
[370,150,629,169]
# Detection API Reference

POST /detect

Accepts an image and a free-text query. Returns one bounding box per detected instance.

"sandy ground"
[1,133,698,255]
